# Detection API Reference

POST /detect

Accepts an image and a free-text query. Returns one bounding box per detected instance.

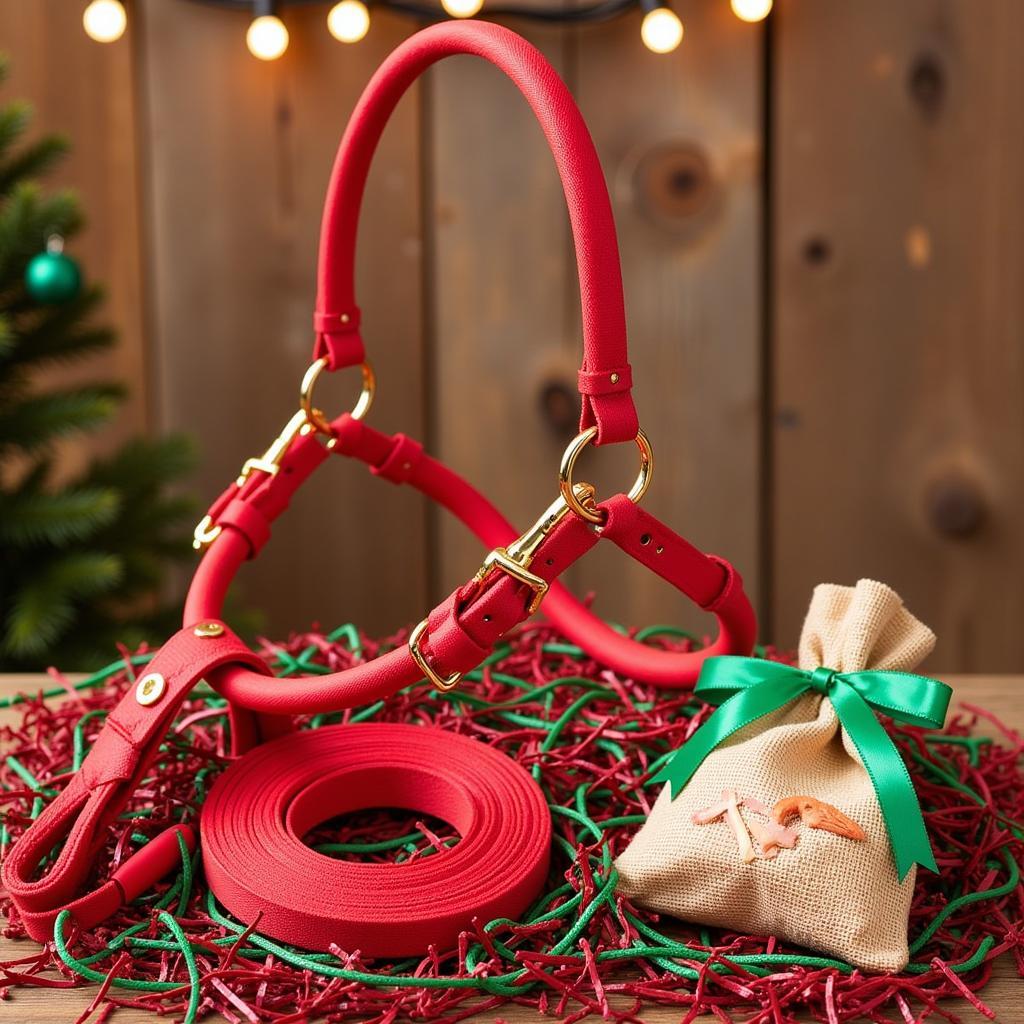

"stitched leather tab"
[581,390,640,445]
[218,498,272,558]
[423,592,492,680]
[578,365,633,396]
[312,310,365,370]
[372,434,423,485]
[702,555,741,613]
[313,308,361,334]
[80,722,137,790]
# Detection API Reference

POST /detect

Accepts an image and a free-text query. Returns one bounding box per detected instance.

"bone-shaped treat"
[693,793,800,861]
[692,789,755,862]
[741,797,799,858]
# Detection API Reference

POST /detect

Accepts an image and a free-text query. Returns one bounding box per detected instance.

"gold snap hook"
[558,427,653,524]
[193,515,222,552]
[192,357,378,553]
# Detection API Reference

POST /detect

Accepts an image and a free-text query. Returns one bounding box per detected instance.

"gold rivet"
[193,621,225,638]
[340,313,350,324]
[136,672,167,707]
[610,372,620,385]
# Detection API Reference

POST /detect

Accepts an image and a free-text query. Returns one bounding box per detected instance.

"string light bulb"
[730,0,772,22]
[327,0,370,42]
[441,0,484,17]
[246,13,289,60]
[640,1,683,54]
[82,0,127,43]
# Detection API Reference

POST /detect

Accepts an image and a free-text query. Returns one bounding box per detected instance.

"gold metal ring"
[299,357,376,435]
[558,426,653,524]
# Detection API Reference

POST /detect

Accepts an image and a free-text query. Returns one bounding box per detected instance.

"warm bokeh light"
[641,7,683,54]
[730,0,773,23]
[82,0,127,43]
[246,15,289,61]
[327,0,371,43]
[441,0,485,17]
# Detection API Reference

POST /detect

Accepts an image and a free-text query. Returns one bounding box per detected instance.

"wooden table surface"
[1,673,1020,1022]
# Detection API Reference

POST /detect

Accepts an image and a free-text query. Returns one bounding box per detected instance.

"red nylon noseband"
[2,22,758,958]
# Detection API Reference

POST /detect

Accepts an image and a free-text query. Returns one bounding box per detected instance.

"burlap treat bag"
[615,579,952,971]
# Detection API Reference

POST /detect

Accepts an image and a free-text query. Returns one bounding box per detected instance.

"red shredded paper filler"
[1,621,1022,1023]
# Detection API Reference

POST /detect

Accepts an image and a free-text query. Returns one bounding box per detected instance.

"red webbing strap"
[186,411,756,705]
[197,432,331,561]
[201,723,551,955]
[314,20,638,444]
[189,510,601,715]
[594,496,757,683]
[329,416,757,686]
[2,624,270,943]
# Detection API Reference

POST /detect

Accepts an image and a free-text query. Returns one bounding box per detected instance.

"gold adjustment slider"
[408,482,597,693]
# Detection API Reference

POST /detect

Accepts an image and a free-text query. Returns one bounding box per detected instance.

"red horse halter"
[3,22,756,957]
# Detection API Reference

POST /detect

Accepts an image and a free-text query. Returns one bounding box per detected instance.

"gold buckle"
[475,551,548,615]
[408,618,463,693]
[408,483,597,693]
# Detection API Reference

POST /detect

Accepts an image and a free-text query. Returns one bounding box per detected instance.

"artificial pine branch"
[0,384,124,451]
[0,184,81,278]
[0,135,70,195]
[0,487,121,546]
[6,552,125,657]
[9,286,113,368]
[0,63,204,669]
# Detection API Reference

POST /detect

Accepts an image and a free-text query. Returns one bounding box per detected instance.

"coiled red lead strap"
[2,21,758,958]
[202,724,551,956]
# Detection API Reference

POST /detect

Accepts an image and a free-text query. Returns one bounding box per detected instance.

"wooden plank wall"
[135,0,429,637]
[2,1,1021,670]
[431,4,762,639]
[772,0,1024,671]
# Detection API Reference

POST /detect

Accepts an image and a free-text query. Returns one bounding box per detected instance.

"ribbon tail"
[830,683,938,880]
[652,678,808,799]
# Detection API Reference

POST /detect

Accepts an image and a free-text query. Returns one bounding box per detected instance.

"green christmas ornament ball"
[25,249,82,304]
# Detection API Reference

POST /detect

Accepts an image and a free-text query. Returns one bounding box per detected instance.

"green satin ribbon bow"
[652,656,952,880]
